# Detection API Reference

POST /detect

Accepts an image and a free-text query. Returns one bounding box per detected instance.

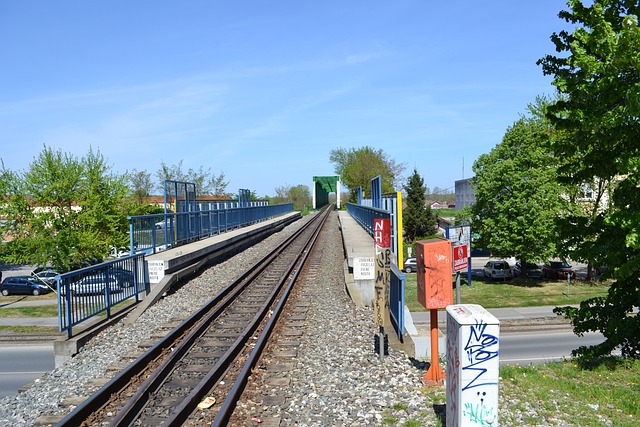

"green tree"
[403,168,437,241]
[0,145,129,271]
[471,100,573,264]
[273,184,311,211]
[129,169,153,204]
[538,0,640,359]
[156,160,228,196]
[329,146,406,202]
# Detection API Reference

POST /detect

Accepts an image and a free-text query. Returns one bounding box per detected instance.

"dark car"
[1,276,52,296]
[513,261,544,279]
[542,261,576,280]
[404,257,417,273]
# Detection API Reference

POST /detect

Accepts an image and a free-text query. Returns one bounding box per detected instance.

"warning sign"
[452,244,468,272]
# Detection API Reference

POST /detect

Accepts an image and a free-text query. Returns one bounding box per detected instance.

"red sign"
[452,244,468,272]
[374,218,391,250]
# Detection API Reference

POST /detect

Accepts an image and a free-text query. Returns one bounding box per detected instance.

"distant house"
[447,200,456,209]
[425,200,449,210]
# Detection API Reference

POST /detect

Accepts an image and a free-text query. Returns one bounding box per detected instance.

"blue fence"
[346,202,391,236]
[57,254,147,338]
[128,203,294,255]
[346,202,406,341]
[390,263,406,342]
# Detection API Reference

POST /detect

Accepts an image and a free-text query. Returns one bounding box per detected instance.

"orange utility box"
[416,238,453,309]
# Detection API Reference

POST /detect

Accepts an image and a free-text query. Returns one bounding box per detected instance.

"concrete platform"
[337,211,376,307]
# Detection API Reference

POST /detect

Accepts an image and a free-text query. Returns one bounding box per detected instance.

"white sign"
[354,257,375,280]
[147,260,166,284]
[448,225,471,252]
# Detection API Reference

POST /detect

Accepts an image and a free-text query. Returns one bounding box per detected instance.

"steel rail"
[209,204,332,426]
[54,206,331,427]
[115,206,330,426]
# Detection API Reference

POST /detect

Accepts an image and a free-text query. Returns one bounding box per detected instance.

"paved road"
[499,330,605,365]
[0,344,55,400]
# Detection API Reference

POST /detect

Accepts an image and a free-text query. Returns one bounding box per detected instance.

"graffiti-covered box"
[415,238,453,309]
[445,304,500,427]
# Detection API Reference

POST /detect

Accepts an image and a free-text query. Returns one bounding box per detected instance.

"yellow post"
[396,191,404,270]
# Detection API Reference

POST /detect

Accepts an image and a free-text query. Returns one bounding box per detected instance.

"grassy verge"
[403,274,610,312]
[0,325,60,334]
[0,293,57,302]
[0,304,59,317]
[500,358,640,426]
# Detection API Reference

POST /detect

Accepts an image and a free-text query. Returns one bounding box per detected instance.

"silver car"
[404,257,417,273]
[483,261,513,280]
[70,275,122,296]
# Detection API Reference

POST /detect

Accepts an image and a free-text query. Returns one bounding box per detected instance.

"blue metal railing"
[129,203,294,255]
[345,202,390,237]
[390,263,406,342]
[346,201,406,341]
[57,254,147,338]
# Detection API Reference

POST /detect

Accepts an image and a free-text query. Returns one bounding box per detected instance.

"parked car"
[32,269,59,285]
[109,267,135,288]
[483,261,513,280]
[404,257,417,273]
[69,275,122,296]
[513,261,543,279]
[31,266,56,276]
[1,276,52,296]
[542,261,576,280]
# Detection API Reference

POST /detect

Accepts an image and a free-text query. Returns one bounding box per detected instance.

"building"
[455,178,476,210]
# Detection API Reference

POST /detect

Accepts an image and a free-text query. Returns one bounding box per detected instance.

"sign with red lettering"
[374,218,391,252]
[452,244,468,272]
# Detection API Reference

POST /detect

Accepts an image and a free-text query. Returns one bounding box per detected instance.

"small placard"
[354,257,375,280]
[147,260,166,284]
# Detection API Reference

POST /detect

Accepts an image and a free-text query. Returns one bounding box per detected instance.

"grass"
[500,358,640,426]
[403,273,610,312]
[0,293,57,302]
[0,325,60,334]
[0,304,59,317]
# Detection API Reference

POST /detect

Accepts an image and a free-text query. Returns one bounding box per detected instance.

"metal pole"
[456,271,461,305]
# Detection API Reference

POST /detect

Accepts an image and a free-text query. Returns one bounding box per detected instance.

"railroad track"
[55,206,332,427]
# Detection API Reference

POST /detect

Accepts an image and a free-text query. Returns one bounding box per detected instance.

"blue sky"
[0,1,567,197]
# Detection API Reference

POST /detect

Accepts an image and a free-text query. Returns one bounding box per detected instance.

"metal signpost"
[452,244,468,304]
